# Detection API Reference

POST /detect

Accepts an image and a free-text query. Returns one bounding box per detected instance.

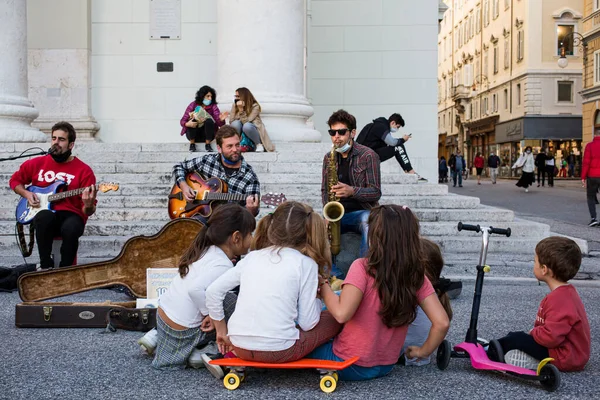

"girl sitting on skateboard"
[308,205,450,380]
[144,204,256,370]
[401,238,454,366]
[206,201,342,364]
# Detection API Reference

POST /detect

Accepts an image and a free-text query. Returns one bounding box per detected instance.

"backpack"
[0,263,36,292]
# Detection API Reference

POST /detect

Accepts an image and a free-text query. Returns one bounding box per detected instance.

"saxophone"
[323,145,345,256]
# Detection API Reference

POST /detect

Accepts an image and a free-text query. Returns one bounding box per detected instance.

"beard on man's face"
[222,150,241,163]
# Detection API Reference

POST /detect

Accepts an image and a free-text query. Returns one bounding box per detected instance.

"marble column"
[217,0,321,142]
[0,0,46,142]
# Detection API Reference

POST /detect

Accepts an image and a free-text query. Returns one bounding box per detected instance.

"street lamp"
[557,31,587,69]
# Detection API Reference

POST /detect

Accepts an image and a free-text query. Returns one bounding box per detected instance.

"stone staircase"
[0,142,555,266]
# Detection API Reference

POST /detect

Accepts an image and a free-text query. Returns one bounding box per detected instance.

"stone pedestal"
[217,0,321,142]
[0,0,45,142]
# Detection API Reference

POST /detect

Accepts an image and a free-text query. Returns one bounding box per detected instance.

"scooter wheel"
[539,364,561,392]
[436,340,452,370]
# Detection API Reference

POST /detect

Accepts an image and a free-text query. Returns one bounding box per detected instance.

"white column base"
[255,93,321,142]
[0,95,46,142]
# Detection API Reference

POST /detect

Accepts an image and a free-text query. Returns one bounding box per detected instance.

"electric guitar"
[16,181,119,225]
[168,172,286,219]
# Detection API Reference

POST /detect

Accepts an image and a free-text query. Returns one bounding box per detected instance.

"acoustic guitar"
[16,181,119,225]
[167,172,286,219]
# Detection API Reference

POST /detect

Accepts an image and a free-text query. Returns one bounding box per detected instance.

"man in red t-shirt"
[9,122,97,269]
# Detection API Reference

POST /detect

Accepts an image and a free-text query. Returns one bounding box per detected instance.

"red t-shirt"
[9,155,96,223]
[531,284,591,371]
[332,258,435,367]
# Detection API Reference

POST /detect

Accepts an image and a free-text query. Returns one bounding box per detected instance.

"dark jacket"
[535,153,547,168]
[356,117,403,151]
[487,155,500,168]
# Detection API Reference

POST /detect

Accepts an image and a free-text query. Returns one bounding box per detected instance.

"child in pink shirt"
[309,205,450,380]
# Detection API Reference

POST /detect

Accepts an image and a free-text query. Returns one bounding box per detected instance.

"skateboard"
[209,356,359,393]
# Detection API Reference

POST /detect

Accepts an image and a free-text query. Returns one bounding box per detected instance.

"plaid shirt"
[321,142,381,209]
[173,153,260,199]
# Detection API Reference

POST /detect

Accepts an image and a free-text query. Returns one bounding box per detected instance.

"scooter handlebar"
[457,222,480,232]
[489,226,511,237]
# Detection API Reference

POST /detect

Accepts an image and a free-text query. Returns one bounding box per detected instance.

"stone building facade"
[438,0,585,177]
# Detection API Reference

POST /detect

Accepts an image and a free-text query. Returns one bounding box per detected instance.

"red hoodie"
[530,285,591,372]
[582,136,600,179]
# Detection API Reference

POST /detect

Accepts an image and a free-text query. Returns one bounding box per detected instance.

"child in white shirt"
[206,201,342,364]
[145,204,256,370]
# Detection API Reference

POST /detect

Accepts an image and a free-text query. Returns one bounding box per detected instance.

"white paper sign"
[146,268,179,299]
[150,0,181,39]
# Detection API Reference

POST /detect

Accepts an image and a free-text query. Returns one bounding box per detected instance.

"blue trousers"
[307,341,394,381]
[340,210,369,257]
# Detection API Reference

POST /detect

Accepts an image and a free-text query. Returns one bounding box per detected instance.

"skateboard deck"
[209,356,359,370]
[209,356,359,393]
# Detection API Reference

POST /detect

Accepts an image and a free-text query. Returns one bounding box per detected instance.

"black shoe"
[487,339,505,363]
[459,185,463,187]
[453,185,456,187]
[205,144,214,152]
[537,184,540,187]
[589,219,599,227]
[189,143,196,152]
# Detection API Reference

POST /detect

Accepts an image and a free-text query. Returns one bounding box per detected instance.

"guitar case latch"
[43,306,53,322]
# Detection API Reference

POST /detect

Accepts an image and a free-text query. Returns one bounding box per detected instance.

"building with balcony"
[438,0,584,177]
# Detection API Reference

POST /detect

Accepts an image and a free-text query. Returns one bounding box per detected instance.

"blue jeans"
[340,210,369,258]
[307,341,394,381]
[453,169,463,186]
[231,120,261,145]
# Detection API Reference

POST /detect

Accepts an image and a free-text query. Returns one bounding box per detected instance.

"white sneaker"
[201,353,225,379]
[504,350,539,370]
[525,188,529,193]
[137,328,158,355]
[187,342,219,369]
[255,144,264,152]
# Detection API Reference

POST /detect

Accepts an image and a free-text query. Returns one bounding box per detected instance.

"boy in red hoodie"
[582,131,600,227]
[488,237,590,371]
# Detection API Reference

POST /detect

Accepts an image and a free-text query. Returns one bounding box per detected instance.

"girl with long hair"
[180,85,229,153]
[140,204,256,370]
[205,201,341,369]
[401,237,453,366]
[229,87,275,152]
[309,205,449,381]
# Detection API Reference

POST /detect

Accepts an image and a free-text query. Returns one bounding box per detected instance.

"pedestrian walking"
[535,149,547,187]
[567,152,576,177]
[513,146,535,193]
[582,132,600,227]
[439,156,448,183]
[448,153,456,184]
[474,153,485,185]
[545,148,556,187]
[452,150,466,188]
[487,152,501,184]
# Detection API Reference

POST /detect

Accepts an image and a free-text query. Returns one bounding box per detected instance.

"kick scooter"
[436,222,561,392]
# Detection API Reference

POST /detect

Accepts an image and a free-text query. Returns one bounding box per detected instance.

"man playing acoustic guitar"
[172,125,261,221]
[9,122,97,270]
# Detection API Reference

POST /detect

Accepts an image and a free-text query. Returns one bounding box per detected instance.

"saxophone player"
[320,110,382,262]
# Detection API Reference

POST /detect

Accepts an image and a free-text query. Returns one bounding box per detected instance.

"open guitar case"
[15,219,203,330]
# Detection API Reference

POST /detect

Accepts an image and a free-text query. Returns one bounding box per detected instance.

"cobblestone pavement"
[1,282,599,400]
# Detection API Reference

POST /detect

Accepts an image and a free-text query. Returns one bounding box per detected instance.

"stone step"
[0,172,422,186]
[0,219,546,238]
[0,232,547,258]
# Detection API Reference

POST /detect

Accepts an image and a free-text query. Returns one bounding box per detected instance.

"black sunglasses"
[328,128,350,136]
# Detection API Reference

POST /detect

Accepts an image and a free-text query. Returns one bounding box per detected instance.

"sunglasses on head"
[328,128,350,136]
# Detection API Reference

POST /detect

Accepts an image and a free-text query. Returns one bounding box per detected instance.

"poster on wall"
[150,0,181,39]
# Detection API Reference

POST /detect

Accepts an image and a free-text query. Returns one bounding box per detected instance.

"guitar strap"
[16,223,35,258]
